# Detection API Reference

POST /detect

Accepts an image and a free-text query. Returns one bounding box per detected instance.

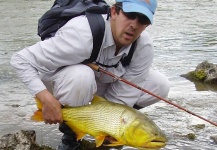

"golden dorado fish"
[31,95,167,149]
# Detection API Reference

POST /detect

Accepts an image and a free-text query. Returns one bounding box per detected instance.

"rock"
[191,124,205,130]
[186,133,196,140]
[0,130,36,150]
[210,135,217,144]
[181,61,217,91]
[0,130,53,150]
[181,61,217,84]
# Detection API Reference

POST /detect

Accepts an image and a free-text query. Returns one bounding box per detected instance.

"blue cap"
[116,0,157,24]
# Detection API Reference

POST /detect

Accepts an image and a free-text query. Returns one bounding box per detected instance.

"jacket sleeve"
[10,16,93,96]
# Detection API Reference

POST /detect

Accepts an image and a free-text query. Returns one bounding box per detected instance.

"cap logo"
[145,0,150,4]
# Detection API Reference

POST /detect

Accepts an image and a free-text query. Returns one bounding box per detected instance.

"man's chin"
[119,38,134,46]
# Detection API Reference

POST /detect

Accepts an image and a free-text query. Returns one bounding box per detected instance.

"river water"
[0,0,217,149]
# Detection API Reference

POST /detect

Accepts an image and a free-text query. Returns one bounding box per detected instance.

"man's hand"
[36,89,63,124]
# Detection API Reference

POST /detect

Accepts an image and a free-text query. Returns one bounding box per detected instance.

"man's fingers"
[44,117,62,124]
[44,120,49,124]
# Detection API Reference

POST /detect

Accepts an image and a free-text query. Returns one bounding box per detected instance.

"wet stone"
[0,130,36,150]
[191,124,205,130]
[210,135,217,144]
[181,61,217,84]
[186,133,196,140]
[0,130,53,150]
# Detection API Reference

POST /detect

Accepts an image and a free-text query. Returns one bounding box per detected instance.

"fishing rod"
[87,63,217,127]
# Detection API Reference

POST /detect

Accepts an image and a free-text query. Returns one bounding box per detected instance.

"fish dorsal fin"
[34,97,43,110]
[91,95,107,104]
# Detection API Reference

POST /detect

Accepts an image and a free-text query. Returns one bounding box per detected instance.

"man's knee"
[155,72,170,98]
[62,64,95,86]
[52,64,97,106]
[135,70,170,108]
[147,70,170,97]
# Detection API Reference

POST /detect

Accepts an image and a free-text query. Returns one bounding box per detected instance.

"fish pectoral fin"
[31,110,44,121]
[103,141,124,147]
[64,124,86,141]
[75,132,86,141]
[95,135,106,147]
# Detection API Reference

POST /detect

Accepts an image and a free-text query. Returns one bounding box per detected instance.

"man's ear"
[110,6,118,19]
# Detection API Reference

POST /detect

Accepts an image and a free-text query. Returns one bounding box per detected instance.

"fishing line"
[87,63,217,127]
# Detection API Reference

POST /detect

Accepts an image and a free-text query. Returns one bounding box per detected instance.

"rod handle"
[86,63,100,72]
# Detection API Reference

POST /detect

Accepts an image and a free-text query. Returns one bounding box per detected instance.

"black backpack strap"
[82,12,105,64]
[96,40,137,68]
[82,12,136,67]
[120,40,137,67]
[95,61,119,68]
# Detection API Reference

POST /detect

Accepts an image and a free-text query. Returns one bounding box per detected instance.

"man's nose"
[130,18,140,29]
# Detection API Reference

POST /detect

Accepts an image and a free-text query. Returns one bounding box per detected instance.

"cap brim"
[122,2,153,24]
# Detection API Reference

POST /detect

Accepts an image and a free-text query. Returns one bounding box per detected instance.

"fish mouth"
[149,141,166,147]
[145,137,167,148]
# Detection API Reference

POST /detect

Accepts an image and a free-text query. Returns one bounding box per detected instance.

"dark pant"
[58,122,80,150]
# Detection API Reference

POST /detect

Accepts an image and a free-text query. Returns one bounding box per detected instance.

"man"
[10,0,170,149]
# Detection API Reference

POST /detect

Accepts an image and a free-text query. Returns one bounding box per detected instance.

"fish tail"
[31,110,44,122]
[30,98,44,121]
[34,97,43,110]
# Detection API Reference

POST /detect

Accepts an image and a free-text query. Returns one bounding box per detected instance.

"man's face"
[110,6,149,49]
